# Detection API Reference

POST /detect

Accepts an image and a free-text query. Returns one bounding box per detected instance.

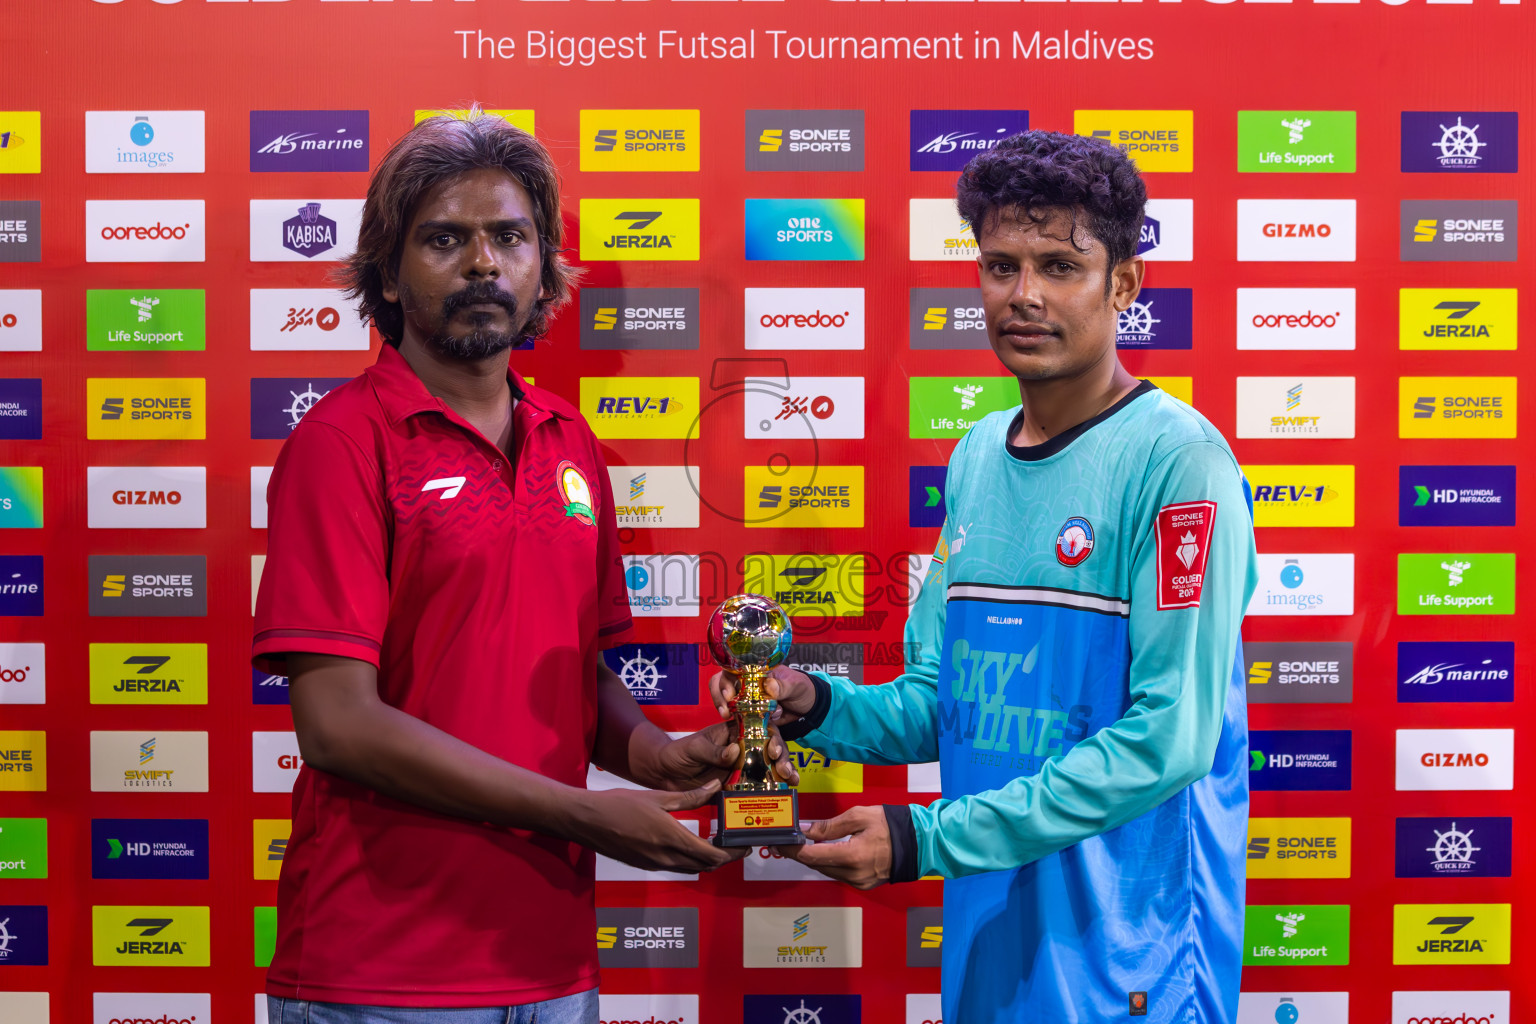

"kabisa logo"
[1248,730,1352,791]
[283,202,337,258]
[1115,288,1192,349]
[1246,465,1354,528]
[1396,552,1514,616]
[1246,553,1354,617]
[1238,199,1356,262]
[90,818,209,880]
[580,109,699,172]
[1074,109,1192,172]
[1391,990,1510,1024]
[1134,199,1193,261]
[87,378,206,440]
[1236,289,1356,351]
[601,643,699,705]
[1242,904,1350,966]
[909,109,1029,171]
[579,199,700,261]
[1244,640,1354,704]
[250,198,362,262]
[84,110,206,174]
[745,199,865,261]
[0,200,40,263]
[92,905,210,966]
[0,556,43,617]
[579,288,700,350]
[595,908,698,968]
[743,994,862,1024]
[1398,465,1515,527]
[582,376,699,440]
[744,288,864,351]
[1401,111,1517,173]
[746,110,865,171]
[1245,818,1351,879]
[1400,200,1518,261]
[85,200,205,263]
[249,378,347,439]
[0,643,45,705]
[1398,641,1513,703]
[1396,729,1513,792]
[909,288,987,350]
[0,112,40,175]
[250,109,369,172]
[1395,816,1512,879]
[88,643,208,705]
[1392,904,1510,965]
[0,905,48,965]
[1398,288,1516,351]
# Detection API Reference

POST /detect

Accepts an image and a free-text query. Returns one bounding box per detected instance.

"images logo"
[1242,904,1349,966]
[1396,729,1513,791]
[1134,198,1194,261]
[909,288,987,350]
[88,643,207,706]
[1115,288,1192,349]
[1402,111,1517,173]
[605,465,699,529]
[250,378,348,439]
[250,109,368,172]
[90,730,208,793]
[1074,109,1192,172]
[1392,904,1509,965]
[0,644,45,705]
[1397,553,1514,616]
[910,109,1029,171]
[622,554,703,618]
[745,466,863,529]
[1400,200,1518,261]
[87,556,206,617]
[745,288,864,350]
[908,198,979,261]
[87,466,206,529]
[1238,111,1356,172]
[579,199,700,261]
[746,109,864,171]
[595,908,698,968]
[0,200,40,263]
[1249,730,1352,791]
[91,905,210,967]
[86,200,204,263]
[1236,289,1356,351]
[601,643,699,705]
[745,199,865,261]
[1395,816,1512,879]
[249,198,363,262]
[0,290,41,351]
[0,557,42,617]
[87,378,206,440]
[743,376,865,440]
[0,468,42,528]
[580,109,698,171]
[1244,641,1354,704]
[1235,993,1350,1024]
[1399,465,1515,528]
[906,907,942,967]
[0,732,45,792]
[1236,376,1355,439]
[582,377,699,440]
[579,287,700,351]
[0,112,41,175]
[744,906,863,968]
[0,818,47,878]
[1398,288,1515,351]
[90,819,209,880]
[1246,554,1354,617]
[250,289,369,351]
[0,905,48,964]
[1238,199,1357,261]
[85,111,205,174]
[1245,465,1354,528]
[0,379,40,441]
[909,377,1018,438]
[909,466,946,528]
[1246,818,1351,879]
[86,289,205,351]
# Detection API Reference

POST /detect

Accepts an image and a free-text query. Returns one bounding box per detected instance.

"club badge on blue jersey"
[1056,517,1095,566]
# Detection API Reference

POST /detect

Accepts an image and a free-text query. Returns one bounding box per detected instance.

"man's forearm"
[589,663,673,788]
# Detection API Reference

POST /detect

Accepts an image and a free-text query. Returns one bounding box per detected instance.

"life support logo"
[557,461,596,525]
[1055,517,1095,567]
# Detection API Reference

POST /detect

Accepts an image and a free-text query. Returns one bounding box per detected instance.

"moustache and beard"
[402,279,533,361]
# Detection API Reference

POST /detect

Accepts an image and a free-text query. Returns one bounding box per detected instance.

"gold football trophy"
[707,594,806,847]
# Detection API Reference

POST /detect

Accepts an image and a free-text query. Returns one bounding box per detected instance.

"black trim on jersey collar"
[1005,379,1156,463]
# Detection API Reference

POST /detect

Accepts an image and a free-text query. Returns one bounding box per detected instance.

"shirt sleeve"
[907,439,1256,879]
[252,420,390,674]
[591,443,634,648]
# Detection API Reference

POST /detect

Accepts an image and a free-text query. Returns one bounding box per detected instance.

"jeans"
[266,989,599,1024]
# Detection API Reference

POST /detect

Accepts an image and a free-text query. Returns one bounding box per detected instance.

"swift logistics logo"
[745,199,865,261]
[250,378,348,438]
[0,818,47,878]
[91,905,210,967]
[0,380,41,440]
[1115,288,1192,349]
[1395,729,1513,791]
[582,376,699,439]
[89,731,209,792]
[0,290,42,351]
[1397,553,1514,615]
[745,465,864,529]
[595,908,698,968]
[84,110,205,174]
[909,288,987,349]
[0,905,48,964]
[1236,289,1356,350]
[1237,111,1356,172]
[1399,376,1516,438]
[1245,818,1351,878]
[249,199,363,261]
[253,818,291,880]
[579,287,700,350]
[87,466,206,528]
[1252,385,1364,467]
[1244,640,1353,704]
[1395,816,1512,878]
[88,643,208,705]
[743,376,864,439]
[1392,904,1510,965]
[0,201,40,263]
[1242,904,1349,966]
[1399,465,1515,527]
[1135,198,1194,261]
[1398,288,1516,351]
[580,109,698,171]
[1248,730,1352,791]
[88,556,206,617]
[906,907,942,967]
[747,109,864,171]
[86,289,206,351]
[908,198,979,261]
[85,200,204,262]
[744,906,863,968]
[909,466,946,528]
[1074,109,1192,172]
[1237,199,1357,261]
[0,112,40,175]
[1402,111,1517,173]
[249,109,369,172]
[909,377,1019,438]
[1401,200,1518,261]
[579,199,700,260]
[1245,465,1354,527]
[600,643,699,705]
[745,288,864,350]
[0,556,43,617]
[606,465,700,528]
[90,819,209,880]
[1407,638,1497,697]
[0,644,45,705]
[87,377,206,440]
[250,289,369,351]
[0,468,42,528]
[1246,554,1354,617]
[0,732,45,791]
[909,109,1029,171]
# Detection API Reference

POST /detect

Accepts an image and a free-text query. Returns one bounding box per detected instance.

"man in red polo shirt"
[253,111,770,1024]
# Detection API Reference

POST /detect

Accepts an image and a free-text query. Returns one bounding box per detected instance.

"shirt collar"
[366,342,569,427]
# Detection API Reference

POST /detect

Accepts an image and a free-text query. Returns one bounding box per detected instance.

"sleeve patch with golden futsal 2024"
[1156,501,1216,610]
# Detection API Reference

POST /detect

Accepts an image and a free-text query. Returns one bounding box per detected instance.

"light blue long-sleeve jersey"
[798,382,1259,1023]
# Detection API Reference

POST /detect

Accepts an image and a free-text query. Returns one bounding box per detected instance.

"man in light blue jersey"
[714,131,1258,1022]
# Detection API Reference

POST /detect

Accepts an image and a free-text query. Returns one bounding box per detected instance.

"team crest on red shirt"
[556,460,596,525]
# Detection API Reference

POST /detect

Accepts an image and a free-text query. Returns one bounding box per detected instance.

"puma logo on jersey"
[421,476,467,500]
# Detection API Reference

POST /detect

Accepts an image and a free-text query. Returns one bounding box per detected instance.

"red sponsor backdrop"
[1,0,1532,1020]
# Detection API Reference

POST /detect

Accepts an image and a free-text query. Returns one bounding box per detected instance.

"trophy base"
[712,789,805,847]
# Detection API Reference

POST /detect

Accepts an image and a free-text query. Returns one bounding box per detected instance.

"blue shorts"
[266,989,598,1024]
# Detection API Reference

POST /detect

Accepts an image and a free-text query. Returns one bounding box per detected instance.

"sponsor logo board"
[87,378,206,441]
[598,995,701,1024]
[601,643,700,705]
[1245,641,1353,704]
[1398,641,1513,703]
[414,109,534,133]
[1074,109,1192,172]
[250,289,369,351]
[1136,198,1194,261]
[253,819,290,880]
[747,109,864,171]
[0,380,41,440]
[252,667,289,706]
[909,287,986,350]
[1246,465,1354,528]
[87,466,206,529]
[251,466,273,529]
[250,109,369,172]
[1396,816,1512,878]
[89,731,208,793]
[1399,376,1516,439]
[743,554,865,617]
[906,907,942,967]
[0,644,44,704]
[86,200,204,262]
[622,554,702,618]
[86,289,206,351]
[606,466,698,529]
[1116,287,1192,350]
[580,109,699,172]
[743,907,862,968]
[786,741,862,793]
[596,907,698,968]
[1402,111,1517,173]
[745,465,863,529]
[250,377,349,438]
[0,818,47,878]
[908,198,978,261]
[579,199,700,261]
[745,288,863,350]
[253,732,302,793]
[1397,552,1513,616]
[910,109,1029,171]
[1247,554,1354,617]
[786,642,864,686]
[1245,818,1351,878]
[1399,288,1515,351]
[1243,905,1349,966]
[1236,377,1354,438]
[91,905,210,967]
[1399,465,1514,527]
[744,995,860,1024]
[0,732,44,791]
[1390,991,1510,1024]
[1237,199,1356,261]
[596,820,702,882]
[93,993,212,1024]
[580,287,700,351]
[909,376,1017,438]
[1237,111,1356,172]
[1249,730,1351,791]
[88,643,207,705]
[89,555,206,617]
[1392,904,1510,965]
[0,905,48,964]
[0,200,40,263]
[1401,200,1518,261]
[85,110,205,173]
[90,819,209,880]
[743,376,864,440]
[909,762,941,793]
[0,556,43,616]
[1236,289,1355,350]
[1236,993,1348,1024]
[745,198,864,261]
[0,290,42,351]
[1396,729,1513,791]
[909,466,946,528]
[582,377,698,440]
[249,199,363,261]
[0,112,42,175]
[0,467,41,528]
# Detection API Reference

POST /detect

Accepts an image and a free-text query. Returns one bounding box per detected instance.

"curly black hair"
[956,131,1147,289]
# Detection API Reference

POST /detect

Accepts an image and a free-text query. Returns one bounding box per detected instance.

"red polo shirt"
[253,344,632,1007]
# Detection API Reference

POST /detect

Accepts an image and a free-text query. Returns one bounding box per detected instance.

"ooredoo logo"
[1391,990,1509,1024]
[1238,199,1356,261]
[744,289,864,350]
[86,201,205,263]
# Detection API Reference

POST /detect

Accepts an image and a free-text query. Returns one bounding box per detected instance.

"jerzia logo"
[579,199,699,261]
